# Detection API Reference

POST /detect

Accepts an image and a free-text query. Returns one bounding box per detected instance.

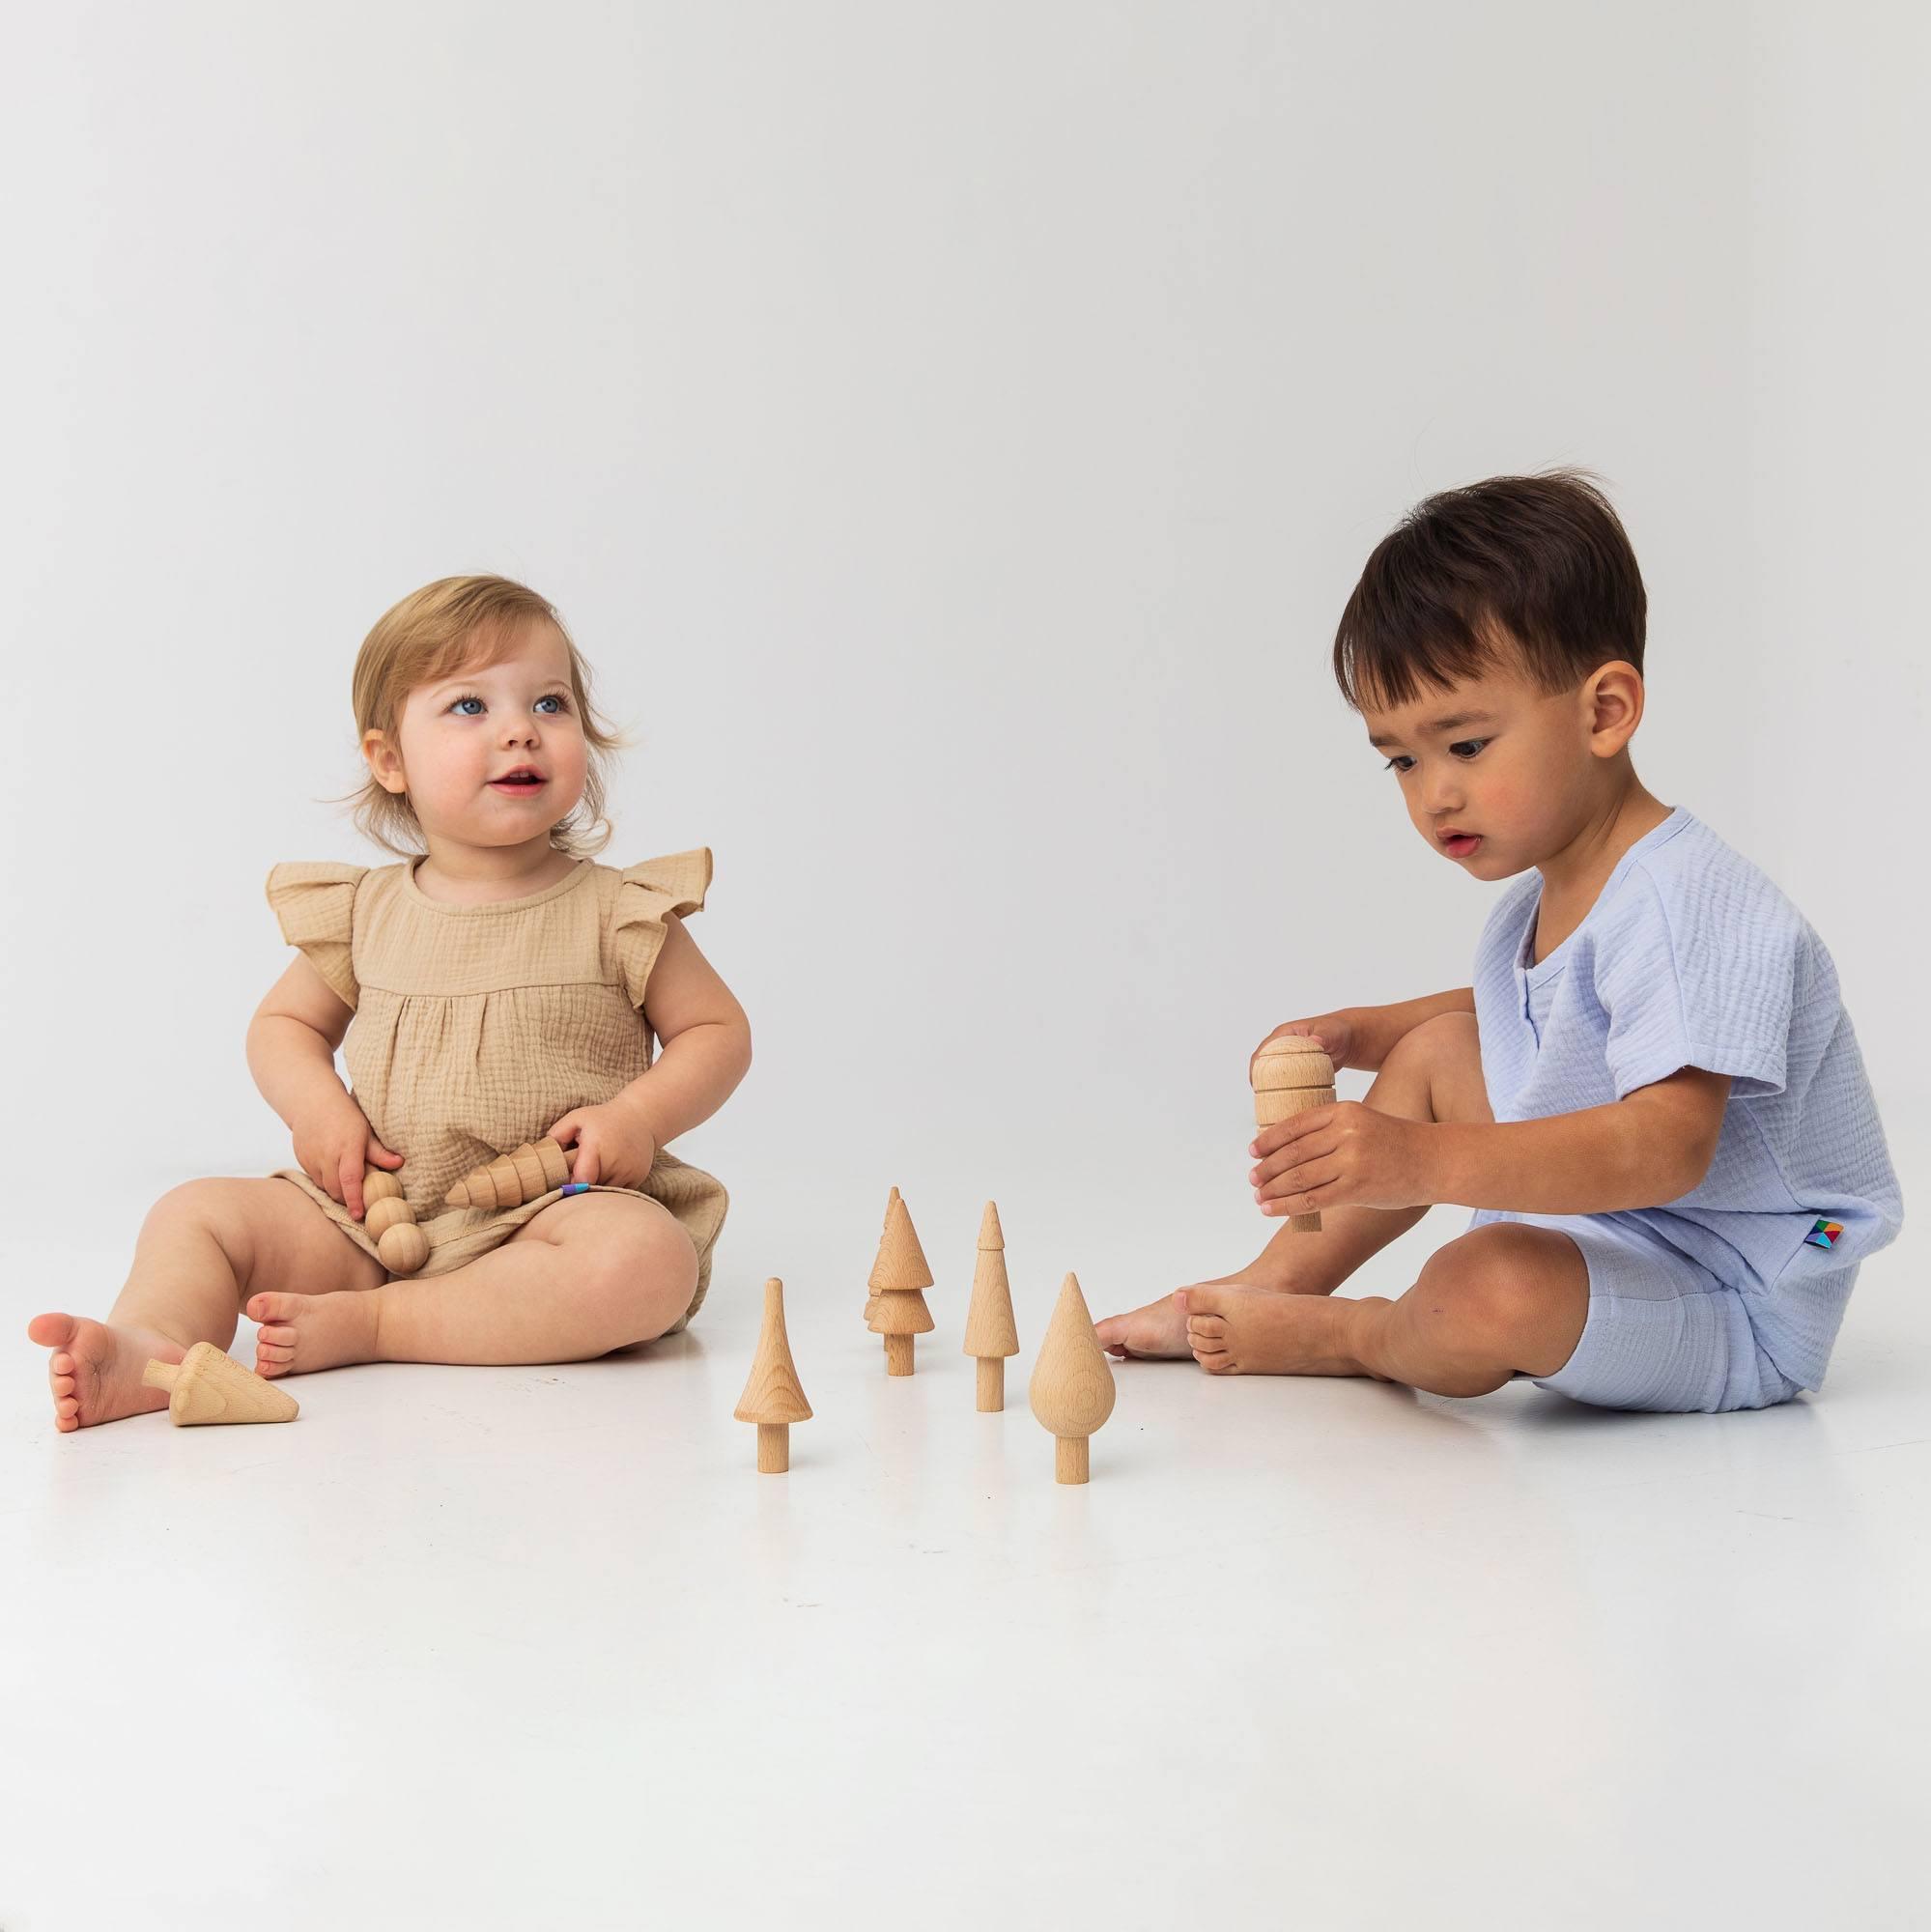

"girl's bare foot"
[28,1313,185,1432]
[1176,1285,1371,1378]
[248,1289,383,1377]
[1095,1273,1293,1360]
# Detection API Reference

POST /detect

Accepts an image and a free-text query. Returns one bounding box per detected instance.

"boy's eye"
[1381,755,1414,774]
[1449,738,1488,758]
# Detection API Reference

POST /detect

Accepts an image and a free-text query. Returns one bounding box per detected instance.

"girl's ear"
[362,726,407,795]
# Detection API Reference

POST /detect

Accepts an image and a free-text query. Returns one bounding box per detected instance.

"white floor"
[4,1157,1925,1932]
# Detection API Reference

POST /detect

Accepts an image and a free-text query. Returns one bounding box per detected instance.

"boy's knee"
[1388,1009,1479,1074]
[1423,1225,1585,1370]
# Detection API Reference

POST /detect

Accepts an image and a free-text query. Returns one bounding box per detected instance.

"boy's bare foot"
[1095,1273,1294,1360]
[248,1289,383,1377]
[28,1313,185,1432]
[1176,1285,1371,1378]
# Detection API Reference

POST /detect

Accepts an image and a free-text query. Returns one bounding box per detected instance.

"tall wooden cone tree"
[962,1201,1020,1411]
[734,1277,812,1473]
[866,1188,934,1376]
[1027,1272,1115,1484]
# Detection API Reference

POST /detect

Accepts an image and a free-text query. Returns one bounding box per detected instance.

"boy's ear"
[1583,661,1644,756]
[362,726,408,794]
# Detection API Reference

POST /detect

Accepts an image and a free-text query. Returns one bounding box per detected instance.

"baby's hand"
[293,1101,405,1221]
[1251,1010,1357,1074]
[545,1093,659,1192]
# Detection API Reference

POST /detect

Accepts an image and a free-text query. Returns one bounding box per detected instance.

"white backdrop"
[3,1,1922,1304]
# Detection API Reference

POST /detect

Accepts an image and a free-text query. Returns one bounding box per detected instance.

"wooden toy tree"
[962,1200,1020,1411]
[863,1186,900,1329]
[142,1344,299,1425]
[1028,1272,1115,1484]
[444,1136,577,1210]
[1251,1034,1336,1233]
[866,1187,934,1376]
[734,1277,812,1473]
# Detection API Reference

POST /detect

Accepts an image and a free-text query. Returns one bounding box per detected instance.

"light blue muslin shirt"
[1466,805,1903,1403]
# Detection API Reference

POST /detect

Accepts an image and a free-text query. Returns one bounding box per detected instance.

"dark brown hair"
[1332,468,1646,712]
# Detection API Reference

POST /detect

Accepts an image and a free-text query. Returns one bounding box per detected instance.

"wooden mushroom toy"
[1028,1272,1115,1484]
[362,1165,429,1274]
[866,1187,935,1376]
[142,1343,299,1426]
[962,1201,1020,1411]
[444,1136,578,1211]
[734,1277,812,1473]
[1251,1034,1336,1233]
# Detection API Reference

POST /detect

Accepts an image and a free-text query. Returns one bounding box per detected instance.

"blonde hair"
[325,575,633,859]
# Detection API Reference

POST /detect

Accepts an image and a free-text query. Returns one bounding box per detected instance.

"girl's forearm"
[613,1019,753,1148]
[1352,988,1476,1071]
[246,1015,352,1127]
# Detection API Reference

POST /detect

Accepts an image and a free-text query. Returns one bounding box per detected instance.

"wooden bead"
[377,1221,430,1273]
[362,1168,405,1204]
[363,1195,413,1239]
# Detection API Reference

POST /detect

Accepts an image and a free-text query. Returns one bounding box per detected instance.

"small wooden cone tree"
[734,1277,812,1473]
[962,1201,1020,1411]
[866,1188,934,1375]
[444,1136,574,1210]
[141,1343,299,1426]
[1028,1272,1115,1484]
[1251,1035,1336,1233]
[864,1185,899,1328]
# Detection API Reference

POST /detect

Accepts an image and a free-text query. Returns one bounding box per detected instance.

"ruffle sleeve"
[265,862,368,1010]
[611,847,713,1009]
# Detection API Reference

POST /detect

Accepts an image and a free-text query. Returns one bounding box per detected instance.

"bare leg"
[28,1177,383,1431]
[1096,1011,1492,1357]
[1178,1221,1589,1394]
[246,1191,699,1375]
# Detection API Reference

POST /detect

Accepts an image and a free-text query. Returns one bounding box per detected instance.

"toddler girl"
[33,575,751,1429]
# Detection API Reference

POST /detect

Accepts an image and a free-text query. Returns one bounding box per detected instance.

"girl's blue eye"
[446,692,571,716]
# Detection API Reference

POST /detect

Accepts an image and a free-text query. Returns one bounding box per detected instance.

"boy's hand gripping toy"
[1251,1034,1337,1233]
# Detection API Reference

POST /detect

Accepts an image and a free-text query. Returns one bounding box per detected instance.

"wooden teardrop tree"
[1028,1272,1115,1484]
[734,1276,812,1473]
[866,1187,934,1376]
[962,1201,1020,1411]
[1250,1035,1336,1233]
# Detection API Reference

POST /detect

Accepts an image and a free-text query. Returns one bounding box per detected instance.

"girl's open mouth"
[489,776,548,793]
[1443,834,1482,857]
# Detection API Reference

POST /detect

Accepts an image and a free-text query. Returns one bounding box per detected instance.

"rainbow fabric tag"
[1804,1217,1844,1250]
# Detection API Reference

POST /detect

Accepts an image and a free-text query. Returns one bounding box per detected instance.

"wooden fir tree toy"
[1250,1034,1336,1233]
[734,1277,812,1473]
[444,1136,581,1210]
[866,1187,934,1376]
[1028,1272,1116,1485]
[962,1201,1020,1412]
[142,1344,299,1425]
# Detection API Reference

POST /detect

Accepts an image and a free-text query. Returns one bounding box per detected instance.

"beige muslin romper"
[262,847,729,1332]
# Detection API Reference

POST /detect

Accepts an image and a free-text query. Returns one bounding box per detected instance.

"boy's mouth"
[1439,831,1482,857]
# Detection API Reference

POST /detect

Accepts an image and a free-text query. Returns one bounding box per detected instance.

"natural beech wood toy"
[361,1166,430,1274]
[142,1344,299,1426]
[1251,1033,1336,1234]
[444,1136,579,1211]
[962,1201,1021,1412]
[1028,1272,1116,1485]
[734,1277,812,1473]
[863,1187,899,1328]
[866,1187,935,1376]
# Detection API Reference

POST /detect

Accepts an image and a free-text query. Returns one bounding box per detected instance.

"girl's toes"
[57,1395,80,1419]
[51,1373,75,1397]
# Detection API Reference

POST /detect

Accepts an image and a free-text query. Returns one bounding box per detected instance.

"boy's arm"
[1430,1065,1732,1212]
[1350,988,1476,1071]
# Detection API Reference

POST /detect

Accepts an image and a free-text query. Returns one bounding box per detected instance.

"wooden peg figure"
[1028,1272,1115,1484]
[1251,1034,1336,1233]
[734,1277,812,1473]
[444,1136,580,1211]
[962,1201,1020,1411]
[866,1187,934,1375]
[142,1344,299,1426]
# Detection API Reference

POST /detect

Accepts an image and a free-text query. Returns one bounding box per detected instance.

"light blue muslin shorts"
[1467,1208,1811,1413]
